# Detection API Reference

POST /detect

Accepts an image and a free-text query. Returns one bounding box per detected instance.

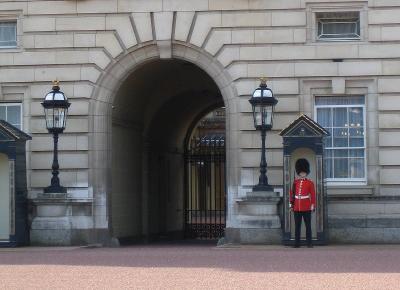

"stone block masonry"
[0,0,399,245]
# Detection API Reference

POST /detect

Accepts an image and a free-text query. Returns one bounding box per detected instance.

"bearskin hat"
[295,158,310,175]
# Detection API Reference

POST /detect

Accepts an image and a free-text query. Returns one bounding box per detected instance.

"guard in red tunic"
[290,158,316,248]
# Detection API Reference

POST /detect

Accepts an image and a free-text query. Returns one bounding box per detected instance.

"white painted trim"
[0,102,23,130]
[317,16,360,41]
[314,96,367,183]
[307,2,368,43]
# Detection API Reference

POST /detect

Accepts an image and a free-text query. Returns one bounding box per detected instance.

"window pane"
[333,137,348,147]
[334,149,348,158]
[333,108,347,127]
[317,108,331,127]
[334,158,348,178]
[349,107,363,126]
[322,22,357,35]
[333,128,348,147]
[349,137,364,147]
[349,128,364,147]
[7,105,20,126]
[0,22,17,47]
[349,149,364,158]
[349,127,364,136]
[315,95,365,181]
[0,106,6,120]
[349,158,364,178]
[316,11,360,40]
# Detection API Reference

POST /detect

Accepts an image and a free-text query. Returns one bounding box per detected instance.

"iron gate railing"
[185,134,226,239]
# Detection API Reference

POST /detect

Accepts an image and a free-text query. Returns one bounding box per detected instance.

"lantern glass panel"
[262,89,273,98]
[252,104,274,127]
[44,107,54,130]
[44,107,68,130]
[55,107,67,129]
[264,105,273,126]
[253,89,261,98]
[253,105,262,127]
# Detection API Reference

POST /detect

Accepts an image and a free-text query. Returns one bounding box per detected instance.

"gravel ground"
[1,243,400,290]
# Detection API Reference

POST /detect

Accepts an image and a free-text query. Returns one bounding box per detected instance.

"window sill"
[317,37,360,42]
[313,39,364,45]
[0,46,21,52]
[327,184,374,196]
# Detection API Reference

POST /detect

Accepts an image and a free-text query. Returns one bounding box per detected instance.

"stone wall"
[111,124,143,239]
[0,0,399,244]
[328,197,400,243]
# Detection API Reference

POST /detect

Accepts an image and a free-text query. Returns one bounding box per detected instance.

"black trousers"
[294,211,312,246]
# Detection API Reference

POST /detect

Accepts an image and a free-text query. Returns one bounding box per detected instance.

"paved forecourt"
[0,244,400,289]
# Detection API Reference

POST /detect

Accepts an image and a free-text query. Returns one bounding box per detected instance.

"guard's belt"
[295,194,310,199]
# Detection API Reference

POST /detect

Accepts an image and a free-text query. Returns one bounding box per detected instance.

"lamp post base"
[44,185,67,194]
[225,190,282,244]
[252,184,274,192]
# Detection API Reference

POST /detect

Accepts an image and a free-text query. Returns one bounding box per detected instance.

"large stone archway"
[89,43,239,244]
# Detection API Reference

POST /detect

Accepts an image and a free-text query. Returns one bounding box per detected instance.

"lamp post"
[249,78,278,192]
[42,80,71,193]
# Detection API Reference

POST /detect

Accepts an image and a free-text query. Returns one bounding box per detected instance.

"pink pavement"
[1,244,400,289]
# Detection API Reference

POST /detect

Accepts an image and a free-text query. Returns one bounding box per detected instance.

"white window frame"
[314,96,367,185]
[307,2,367,43]
[317,13,361,41]
[0,103,23,130]
[0,21,17,48]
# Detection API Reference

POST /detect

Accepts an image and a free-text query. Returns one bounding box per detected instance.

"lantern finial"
[259,77,267,86]
[52,79,60,90]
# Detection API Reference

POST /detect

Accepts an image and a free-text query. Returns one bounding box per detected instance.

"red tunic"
[290,178,316,212]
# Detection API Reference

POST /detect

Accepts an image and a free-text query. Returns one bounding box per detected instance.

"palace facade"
[0,0,400,245]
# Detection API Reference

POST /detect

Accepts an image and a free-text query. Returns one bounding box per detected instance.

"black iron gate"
[185,134,226,239]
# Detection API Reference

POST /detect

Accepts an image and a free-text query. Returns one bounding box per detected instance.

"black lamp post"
[42,80,70,193]
[249,78,278,192]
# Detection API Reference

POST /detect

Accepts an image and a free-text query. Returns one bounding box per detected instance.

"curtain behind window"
[0,22,17,47]
[316,96,365,180]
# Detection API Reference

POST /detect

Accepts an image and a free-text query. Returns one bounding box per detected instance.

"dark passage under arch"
[111,59,226,243]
